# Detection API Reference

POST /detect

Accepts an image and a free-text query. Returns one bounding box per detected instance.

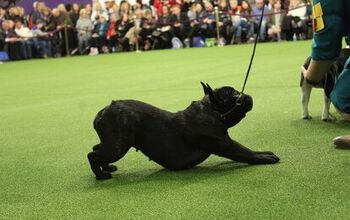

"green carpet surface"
[1,41,350,219]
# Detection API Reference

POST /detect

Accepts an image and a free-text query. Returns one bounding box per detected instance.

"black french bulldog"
[87,83,280,180]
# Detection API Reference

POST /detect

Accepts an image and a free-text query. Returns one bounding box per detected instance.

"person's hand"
[301,65,307,78]
[301,59,334,85]
[301,65,319,86]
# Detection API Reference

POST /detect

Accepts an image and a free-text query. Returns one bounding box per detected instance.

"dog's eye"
[232,92,240,98]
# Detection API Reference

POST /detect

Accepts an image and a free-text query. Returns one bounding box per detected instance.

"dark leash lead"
[241,4,266,93]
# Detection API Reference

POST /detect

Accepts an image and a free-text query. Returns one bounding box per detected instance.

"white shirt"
[14,26,33,39]
[287,3,307,19]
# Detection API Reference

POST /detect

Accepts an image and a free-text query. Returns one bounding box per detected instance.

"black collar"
[201,101,241,121]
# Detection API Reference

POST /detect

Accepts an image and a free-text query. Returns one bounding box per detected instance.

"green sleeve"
[311,0,348,60]
[311,15,346,60]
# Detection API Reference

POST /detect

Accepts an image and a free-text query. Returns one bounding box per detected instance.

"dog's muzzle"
[237,93,253,112]
[218,93,253,121]
[241,94,253,112]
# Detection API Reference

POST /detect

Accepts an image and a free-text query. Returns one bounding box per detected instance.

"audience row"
[0,0,311,61]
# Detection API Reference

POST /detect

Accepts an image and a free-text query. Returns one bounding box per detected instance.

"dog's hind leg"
[301,81,312,119]
[322,95,335,121]
[88,143,130,180]
[92,144,117,173]
[88,119,131,180]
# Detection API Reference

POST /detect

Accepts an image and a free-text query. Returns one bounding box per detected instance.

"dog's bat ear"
[205,83,220,106]
[201,82,209,95]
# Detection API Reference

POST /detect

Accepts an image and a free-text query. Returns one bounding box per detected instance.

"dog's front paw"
[257,153,280,164]
[255,151,275,155]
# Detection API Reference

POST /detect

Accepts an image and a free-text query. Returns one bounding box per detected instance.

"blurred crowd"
[0,0,311,61]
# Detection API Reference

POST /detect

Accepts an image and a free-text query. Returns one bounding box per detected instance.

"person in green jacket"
[302,0,350,148]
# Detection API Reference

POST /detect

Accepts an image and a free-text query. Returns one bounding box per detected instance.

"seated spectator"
[70,3,81,27]
[70,3,81,49]
[251,0,269,42]
[266,0,275,10]
[8,7,20,22]
[156,5,173,49]
[85,3,93,17]
[51,7,73,56]
[90,14,109,55]
[119,0,132,17]
[123,8,143,50]
[31,19,52,58]
[0,18,6,51]
[76,9,93,54]
[6,7,27,27]
[187,3,204,46]
[187,2,197,21]
[3,20,28,60]
[239,0,254,42]
[0,8,7,25]
[116,13,133,51]
[158,5,172,28]
[217,0,233,44]
[14,19,33,59]
[133,0,151,11]
[153,0,176,17]
[106,14,118,52]
[57,3,75,51]
[17,7,29,27]
[169,4,190,44]
[91,2,109,25]
[43,7,62,57]
[267,0,284,41]
[200,1,216,39]
[287,0,307,40]
[139,9,156,50]
[104,0,116,13]
[108,2,120,20]
[228,0,242,44]
[281,0,290,10]
[181,0,191,13]
[41,6,52,27]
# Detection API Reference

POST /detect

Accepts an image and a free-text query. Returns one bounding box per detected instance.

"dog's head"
[201,82,253,127]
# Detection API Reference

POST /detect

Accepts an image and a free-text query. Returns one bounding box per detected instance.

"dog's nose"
[242,94,253,111]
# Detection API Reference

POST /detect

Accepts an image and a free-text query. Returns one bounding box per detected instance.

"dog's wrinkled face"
[201,82,253,127]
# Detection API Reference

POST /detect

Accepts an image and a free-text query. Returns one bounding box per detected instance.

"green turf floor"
[1,41,350,219]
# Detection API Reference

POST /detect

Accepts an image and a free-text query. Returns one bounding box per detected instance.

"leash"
[241,4,266,93]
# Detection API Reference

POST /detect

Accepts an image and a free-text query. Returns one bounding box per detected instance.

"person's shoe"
[333,135,350,149]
